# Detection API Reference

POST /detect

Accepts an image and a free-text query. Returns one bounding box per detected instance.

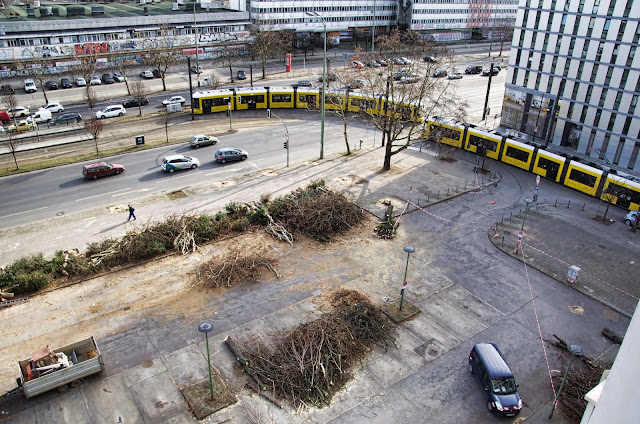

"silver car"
[161,155,200,173]
[190,134,218,148]
[215,148,248,163]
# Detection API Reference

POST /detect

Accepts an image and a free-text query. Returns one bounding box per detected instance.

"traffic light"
[284,141,288,149]
[267,109,271,118]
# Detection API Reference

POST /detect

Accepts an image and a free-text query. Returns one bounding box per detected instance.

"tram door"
[545,161,560,180]
[247,96,258,110]
[202,99,212,113]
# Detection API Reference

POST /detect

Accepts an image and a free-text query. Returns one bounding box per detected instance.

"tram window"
[431,124,461,140]
[537,157,553,170]
[607,183,640,203]
[505,146,530,162]
[299,94,316,103]
[272,94,292,103]
[469,134,497,152]
[211,97,231,107]
[568,168,597,187]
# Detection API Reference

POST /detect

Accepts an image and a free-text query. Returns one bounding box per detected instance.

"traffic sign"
[536,175,540,185]
[403,281,408,287]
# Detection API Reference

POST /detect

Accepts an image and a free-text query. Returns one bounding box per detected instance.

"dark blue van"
[468,343,522,416]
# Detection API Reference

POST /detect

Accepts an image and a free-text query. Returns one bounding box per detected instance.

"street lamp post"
[193,2,201,87]
[197,321,214,401]
[548,344,583,419]
[306,11,326,160]
[399,246,415,311]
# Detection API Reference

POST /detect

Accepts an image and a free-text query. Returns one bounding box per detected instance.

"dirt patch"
[182,375,236,419]
[334,174,368,187]
[167,190,188,200]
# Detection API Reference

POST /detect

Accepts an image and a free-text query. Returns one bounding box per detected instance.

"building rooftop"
[0,1,230,22]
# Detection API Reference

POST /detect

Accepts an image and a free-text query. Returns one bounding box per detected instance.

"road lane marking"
[112,187,156,197]
[205,170,227,176]
[75,188,132,201]
[0,206,48,219]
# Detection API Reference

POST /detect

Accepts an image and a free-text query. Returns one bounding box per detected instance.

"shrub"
[231,217,249,232]
[248,207,270,225]
[225,201,247,216]
[189,214,216,242]
[307,179,325,190]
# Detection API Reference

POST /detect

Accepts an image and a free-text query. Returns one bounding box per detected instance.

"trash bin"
[135,135,144,146]
[166,103,181,113]
[567,265,581,283]
[203,77,211,87]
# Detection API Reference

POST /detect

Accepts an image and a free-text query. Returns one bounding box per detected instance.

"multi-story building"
[501,0,640,173]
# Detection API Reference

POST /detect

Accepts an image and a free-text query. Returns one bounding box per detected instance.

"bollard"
[427,194,430,202]
[567,200,571,208]
[555,199,558,207]
[582,203,585,211]
[502,236,504,244]
[501,217,503,224]
[447,188,450,195]
[510,212,512,220]
[437,190,440,199]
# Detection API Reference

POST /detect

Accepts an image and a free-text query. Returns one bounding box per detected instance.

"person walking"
[127,204,136,221]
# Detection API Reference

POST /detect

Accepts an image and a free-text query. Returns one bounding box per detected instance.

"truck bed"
[18,336,104,398]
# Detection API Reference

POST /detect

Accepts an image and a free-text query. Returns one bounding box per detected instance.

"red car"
[82,162,125,180]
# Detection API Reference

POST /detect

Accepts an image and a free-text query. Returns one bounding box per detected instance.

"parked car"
[432,69,448,78]
[346,79,365,90]
[95,105,126,119]
[75,77,87,87]
[190,134,218,148]
[400,57,412,65]
[317,72,337,82]
[465,65,483,74]
[191,65,203,74]
[0,110,11,124]
[32,109,52,124]
[123,97,149,108]
[392,58,404,65]
[366,61,381,68]
[351,61,365,69]
[152,69,162,78]
[215,147,248,163]
[112,71,125,82]
[162,96,186,106]
[45,80,59,90]
[24,79,37,93]
[102,73,115,84]
[40,102,64,113]
[161,155,200,173]
[82,162,125,180]
[423,56,438,63]
[60,78,73,89]
[52,112,83,125]
[7,106,30,118]
[237,70,247,80]
[624,210,638,226]
[375,59,388,67]
[400,74,419,84]
[90,75,102,85]
[448,72,463,80]
[482,67,500,76]
[292,80,312,88]
[469,343,522,417]
[1,84,15,94]
[140,70,154,79]
[8,119,37,133]
[393,69,411,81]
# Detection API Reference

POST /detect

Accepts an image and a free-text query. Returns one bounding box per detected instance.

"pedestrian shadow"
[95,221,127,235]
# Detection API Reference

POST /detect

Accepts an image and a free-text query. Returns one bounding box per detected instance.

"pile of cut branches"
[230,289,395,408]
[558,364,605,423]
[267,180,365,242]
[196,245,279,288]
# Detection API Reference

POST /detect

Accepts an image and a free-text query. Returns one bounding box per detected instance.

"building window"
[617,21,627,41]
[535,73,541,90]
[594,109,603,127]
[582,40,590,59]
[580,105,588,122]
[585,85,594,103]
[568,102,575,117]
[595,41,605,61]
[599,88,608,107]
[623,0,632,17]
[602,19,611,38]
[613,137,625,165]
[586,17,595,37]
[539,53,546,71]
[578,0,586,13]
[560,14,567,32]
[630,95,638,113]
[547,76,555,93]
[610,43,620,64]
[605,67,614,85]
[592,0,601,13]
[599,134,610,159]
[607,113,616,131]
[563,59,571,77]
[634,23,640,44]
[589,64,598,82]
[620,69,630,87]
[512,68,519,84]
[568,38,576,55]
[628,142,640,169]
[572,83,580,99]
[627,46,636,66]
[577,61,585,79]
[543,33,550,50]
[622,116,632,134]
[607,0,616,16]
[613,92,623,109]
[524,71,530,86]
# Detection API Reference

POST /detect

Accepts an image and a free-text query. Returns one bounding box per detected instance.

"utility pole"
[482,63,494,122]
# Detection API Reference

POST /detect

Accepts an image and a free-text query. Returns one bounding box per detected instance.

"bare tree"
[84,87,99,116]
[217,44,243,83]
[0,131,21,170]
[113,59,133,96]
[85,119,103,155]
[599,183,630,221]
[493,18,515,57]
[249,27,292,80]
[3,93,20,126]
[129,81,150,116]
[143,34,179,91]
[161,110,170,143]
[357,31,467,171]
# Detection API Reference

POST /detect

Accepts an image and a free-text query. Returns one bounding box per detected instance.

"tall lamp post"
[548,344,583,419]
[197,321,214,401]
[399,246,415,311]
[306,11,326,160]
[193,1,201,87]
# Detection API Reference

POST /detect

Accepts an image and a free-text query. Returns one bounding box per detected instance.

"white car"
[40,102,64,113]
[90,75,102,86]
[7,106,30,118]
[162,96,186,106]
[95,104,126,119]
[400,57,413,65]
[161,155,200,173]
[112,72,126,82]
[76,77,87,87]
[140,70,154,79]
